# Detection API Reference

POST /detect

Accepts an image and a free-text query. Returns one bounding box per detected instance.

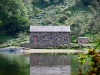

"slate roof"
[78,37,89,38]
[30,26,71,32]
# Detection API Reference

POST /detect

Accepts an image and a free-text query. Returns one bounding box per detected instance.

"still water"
[0,47,30,75]
[30,65,70,75]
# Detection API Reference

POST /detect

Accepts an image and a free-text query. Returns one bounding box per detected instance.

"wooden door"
[33,36,38,44]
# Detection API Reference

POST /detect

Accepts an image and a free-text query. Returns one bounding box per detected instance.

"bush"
[0,32,29,48]
[77,41,100,75]
[65,11,71,17]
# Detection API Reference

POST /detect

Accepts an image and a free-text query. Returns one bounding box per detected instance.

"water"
[30,65,70,75]
[0,48,81,75]
[0,53,30,75]
[30,54,71,75]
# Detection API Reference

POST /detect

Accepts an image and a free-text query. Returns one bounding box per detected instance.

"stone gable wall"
[77,38,89,44]
[29,32,70,48]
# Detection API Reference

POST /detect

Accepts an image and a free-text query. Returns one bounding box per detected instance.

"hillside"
[0,0,100,48]
[24,0,100,41]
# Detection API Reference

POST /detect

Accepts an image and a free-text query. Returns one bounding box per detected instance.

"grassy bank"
[0,32,29,48]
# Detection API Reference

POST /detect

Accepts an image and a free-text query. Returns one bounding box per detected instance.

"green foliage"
[77,41,100,75]
[33,7,41,14]
[0,34,14,44]
[0,0,100,47]
[0,0,28,36]
[87,5,97,14]
[0,32,29,48]
[94,39,100,50]
[32,0,64,8]
[42,17,53,25]
[81,0,93,6]
[65,11,72,17]
[22,0,100,41]
[71,12,88,40]
[28,0,100,43]
[58,15,68,24]
[3,15,28,36]
[90,15,100,35]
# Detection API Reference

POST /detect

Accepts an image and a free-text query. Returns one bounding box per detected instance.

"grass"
[28,43,96,50]
[0,32,29,48]
[0,33,96,50]
[0,32,96,50]
[0,34,14,44]
[0,53,30,75]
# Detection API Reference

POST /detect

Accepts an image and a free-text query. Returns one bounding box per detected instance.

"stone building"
[29,26,71,48]
[77,37,89,44]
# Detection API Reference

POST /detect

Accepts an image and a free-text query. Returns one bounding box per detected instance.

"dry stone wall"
[30,32,70,47]
[20,32,70,48]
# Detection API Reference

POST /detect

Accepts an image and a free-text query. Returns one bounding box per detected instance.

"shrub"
[77,41,100,75]
[65,11,71,17]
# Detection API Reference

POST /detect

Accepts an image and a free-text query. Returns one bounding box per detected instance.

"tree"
[32,0,64,8]
[71,17,87,40]
[0,0,28,36]
[81,0,99,9]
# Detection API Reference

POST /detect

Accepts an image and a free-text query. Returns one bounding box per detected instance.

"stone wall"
[77,37,89,44]
[30,32,70,48]
[20,32,70,48]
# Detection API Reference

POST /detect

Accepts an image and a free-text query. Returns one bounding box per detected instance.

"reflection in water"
[0,53,30,75]
[30,65,70,75]
[30,54,71,75]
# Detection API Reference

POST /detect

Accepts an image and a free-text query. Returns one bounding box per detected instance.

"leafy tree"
[81,0,99,9]
[0,20,3,29]
[32,0,64,8]
[89,15,100,35]
[3,15,28,36]
[0,0,28,36]
[58,15,68,23]
[71,16,87,40]
[32,0,50,8]
[81,0,92,6]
